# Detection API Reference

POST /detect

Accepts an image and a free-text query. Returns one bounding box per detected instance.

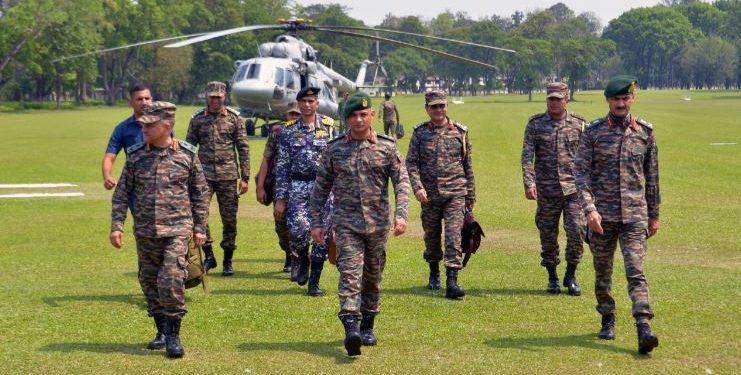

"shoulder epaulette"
[226,106,241,117]
[377,133,396,143]
[588,117,607,128]
[413,122,428,130]
[453,122,468,132]
[528,113,547,122]
[284,119,298,127]
[569,112,587,122]
[126,142,145,154]
[328,134,345,144]
[178,140,197,154]
[635,117,653,129]
[321,116,335,126]
[191,109,206,119]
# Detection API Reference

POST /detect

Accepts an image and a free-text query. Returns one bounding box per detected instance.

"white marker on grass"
[0,193,85,198]
[0,183,78,189]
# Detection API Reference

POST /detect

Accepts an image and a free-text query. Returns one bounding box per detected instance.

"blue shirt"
[105,115,143,155]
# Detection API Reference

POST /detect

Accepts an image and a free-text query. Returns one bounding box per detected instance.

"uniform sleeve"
[405,131,423,193]
[263,127,280,161]
[111,159,133,232]
[645,131,660,219]
[311,147,335,228]
[462,130,475,205]
[234,116,251,181]
[521,121,536,191]
[188,157,210,234]
[389,147,410,220]
[274,131,291,200]
[574,128,596,214]
[105,126,124,155]
[185,118,198,146]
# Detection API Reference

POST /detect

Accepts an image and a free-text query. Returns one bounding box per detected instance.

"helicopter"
[61,17,515,129]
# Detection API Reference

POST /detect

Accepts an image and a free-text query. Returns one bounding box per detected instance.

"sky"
[299,0,666,27]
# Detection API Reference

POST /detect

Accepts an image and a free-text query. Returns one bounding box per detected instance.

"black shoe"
[445,267,465,299]
[637,323,659,354]
[307,261,324,297]
[146,315,166,350]
[296,253,309,286]
[164,317,184,358]
[360,313,377,346]
[290,255,299,282]
[341,315,362,356]
[283,253,292,273]
[546,265,560,294]
[222,249,234,276]
[599,314,616,340]
[427,262,441,290]
[202,245,217,272]
[563,263,581,296]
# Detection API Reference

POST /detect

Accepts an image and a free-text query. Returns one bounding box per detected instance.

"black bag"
[255,171,275,206]
[396,123,405,139]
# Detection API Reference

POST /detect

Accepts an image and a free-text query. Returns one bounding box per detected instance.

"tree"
[680,36,737,88]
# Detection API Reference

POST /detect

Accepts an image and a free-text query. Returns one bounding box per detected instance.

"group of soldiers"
[103,74,661,358]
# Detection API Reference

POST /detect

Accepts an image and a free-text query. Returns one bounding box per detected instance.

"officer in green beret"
[574,75,661,354]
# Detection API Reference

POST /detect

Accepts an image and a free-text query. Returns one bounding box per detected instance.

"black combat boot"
[289,254,299,282]
[360,312,377,346]
[340,315,362,356]
[146,315,166,350]
[222,249,234,276]
[307,261,324,297]
[164,317,185,358]
[445,267,466,299]
[599,314,616,340]
[563,263,581,296]
[427,261,441,290]
[636,322,659,354]
[283,252,292,273]
[202,245,217,272]
[295,250,310,286]
[546,265,561,294]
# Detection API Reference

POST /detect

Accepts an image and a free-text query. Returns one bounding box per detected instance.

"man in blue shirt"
[101,84,153,190]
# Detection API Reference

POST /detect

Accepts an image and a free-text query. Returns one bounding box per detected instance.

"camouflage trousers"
[287,180,332,262]
[383,120,398,140]
[273,201,290,254]
[336,228,388,319]
[588,221,654,322]
[136,236,188,318]
[205,179,239,251]
[536,194,585,267]
[421,195,465,269]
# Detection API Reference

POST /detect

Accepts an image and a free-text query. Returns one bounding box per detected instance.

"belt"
[291,173,316,182]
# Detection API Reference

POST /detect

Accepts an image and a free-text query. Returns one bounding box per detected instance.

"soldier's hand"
[193,232,207,247]
[311,228,325,246]
[239,180,249,195]
[414,189,429,203]
[104,176,117,190]
[648,218,660,238]
[274,199,287,219]
[393,217,407,236]
[110,231,123,249]
[256,187,267,205]
[586,211,603,235]
[525,187,538,200]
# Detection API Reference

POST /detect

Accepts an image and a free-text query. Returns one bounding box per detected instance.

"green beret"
[343,92,372,119]
[604,75,638,97]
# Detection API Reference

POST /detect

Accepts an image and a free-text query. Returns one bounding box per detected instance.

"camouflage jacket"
[186,106,250,181]
[521,111,586,198]
[274,114,335,200]
[111,140,210,237]
[379,100,399,123]
[263,123,284,167]
[405,118,475,204]
[575,113,660,223]
[311,131,410,233]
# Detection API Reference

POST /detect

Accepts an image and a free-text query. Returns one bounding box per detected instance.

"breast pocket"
[445,136,463,159]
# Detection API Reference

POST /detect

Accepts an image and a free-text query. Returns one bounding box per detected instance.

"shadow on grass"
[210,287,305,297]
[232,258,282,264]
[40,342,159,356]
[211,270,286,280]
[485,333,638,356]
[43,294,144,309]
[383,286,544,297]
[237,339,358,364]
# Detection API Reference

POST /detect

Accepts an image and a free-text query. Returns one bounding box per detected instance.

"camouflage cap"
[342,92,372,119]
[425,90,447,106]
[206,81,226,97]
[138,101,176,124]
[297,86,321,100]
[604,75,638,97]
[546,82,568,99]
[285,101,300,115]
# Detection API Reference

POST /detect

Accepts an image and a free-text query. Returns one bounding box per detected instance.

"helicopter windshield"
[274,67,285,87]
[245,64,261,80]
[234,64,249,82]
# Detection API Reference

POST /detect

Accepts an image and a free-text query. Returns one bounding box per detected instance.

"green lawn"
[0,90,739,374]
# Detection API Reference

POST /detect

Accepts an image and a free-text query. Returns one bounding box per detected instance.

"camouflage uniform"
[406,119,475,269]
[310,131,410,318]
[111,139,209,318]
[379,99,399,140]
[275,114,335,268]
[575,113,660,322]
[263,123,290,254]
[186,106,250,253]
[521,111,586,268]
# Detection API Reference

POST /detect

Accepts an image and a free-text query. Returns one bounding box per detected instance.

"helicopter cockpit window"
[274,67,285,87]
[286,71,297,90]
[323,83,335,101]
[245,64,261,80]
[234,64,249,82]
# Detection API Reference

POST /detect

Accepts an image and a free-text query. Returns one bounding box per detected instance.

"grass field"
[0,90,739,374]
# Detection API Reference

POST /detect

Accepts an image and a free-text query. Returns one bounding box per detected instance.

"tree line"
[0,0,738,105]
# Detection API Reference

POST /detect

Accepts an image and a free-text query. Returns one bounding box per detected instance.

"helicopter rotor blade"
[164,25,284,48]
[317,25,516,54]
[52,33,210,62]
[314,28,498,70]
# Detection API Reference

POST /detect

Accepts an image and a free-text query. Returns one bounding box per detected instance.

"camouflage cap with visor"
[546,82,568,99]
[285,101,301,115]
[425,90,447,106]
[138,101,176,124]
[206,81,227,97]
